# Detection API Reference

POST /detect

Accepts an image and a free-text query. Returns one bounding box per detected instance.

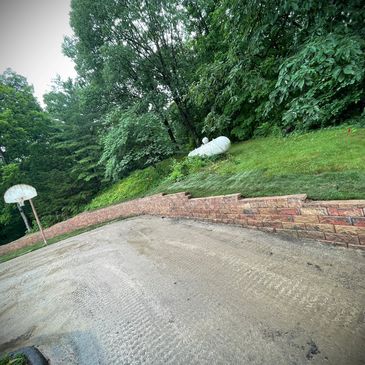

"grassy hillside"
[87,126,365,210]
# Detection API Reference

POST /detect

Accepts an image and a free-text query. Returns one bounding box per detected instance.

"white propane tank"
[188,136,231,157]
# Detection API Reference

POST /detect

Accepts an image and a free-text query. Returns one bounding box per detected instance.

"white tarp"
[188,136,231,157]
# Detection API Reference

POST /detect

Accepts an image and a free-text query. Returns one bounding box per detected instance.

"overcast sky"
[0,0,77,105]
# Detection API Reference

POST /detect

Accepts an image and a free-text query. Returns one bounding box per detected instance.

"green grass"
[0,354,27,365]
[219,127,363,175]
[0,221,118,264]
[153,126,365,200]
[87,161,172,210]
[87,126,365,209]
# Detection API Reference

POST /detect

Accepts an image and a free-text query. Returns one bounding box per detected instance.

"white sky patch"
[0,0,77,107]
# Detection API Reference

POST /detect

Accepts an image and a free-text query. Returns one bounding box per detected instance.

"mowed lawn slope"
[88,126,365,210]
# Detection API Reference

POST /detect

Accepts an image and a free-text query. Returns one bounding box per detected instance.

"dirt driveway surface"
[0,216,364,364]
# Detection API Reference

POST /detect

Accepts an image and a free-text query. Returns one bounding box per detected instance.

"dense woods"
[1,0,364,244]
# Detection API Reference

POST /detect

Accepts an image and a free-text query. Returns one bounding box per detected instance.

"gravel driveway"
[0,216,364,364]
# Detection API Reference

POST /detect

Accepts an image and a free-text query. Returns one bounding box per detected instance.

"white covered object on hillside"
[188,136,231,157]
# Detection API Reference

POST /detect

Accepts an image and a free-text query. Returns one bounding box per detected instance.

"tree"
[44,77,105,213]
[0,70,69,243]
[188,0,365,139]
[266,33,365,131]
[0,69,49,161]
[66,0,200,145]
[99,106,174,181]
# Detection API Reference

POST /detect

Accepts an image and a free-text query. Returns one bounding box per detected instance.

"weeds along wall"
[1,192,365,255]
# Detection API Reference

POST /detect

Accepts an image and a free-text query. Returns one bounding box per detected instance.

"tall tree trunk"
[162,117,178,146]
[174,96,200,146]
[153,40,200,146]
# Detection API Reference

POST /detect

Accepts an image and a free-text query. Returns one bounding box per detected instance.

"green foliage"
[253,122,283,138]
[44,78,105,216]
[0,69,49,160]
[87,162,172,210]
[267,34,365,131]
[0,353,27,365]
[0,163,25,243]
[189,0,365,140]
[0,69,69,244]
[99,108,174,181]
[168,157,208,182]
[67,0,200,144]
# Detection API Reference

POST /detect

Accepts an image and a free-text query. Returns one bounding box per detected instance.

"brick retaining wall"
[1,192,365,256]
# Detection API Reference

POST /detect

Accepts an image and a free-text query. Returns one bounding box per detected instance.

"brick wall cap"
[190,193,242,201]
[163,192,191,199]
[304,200,365,207]
[240,194,307,203]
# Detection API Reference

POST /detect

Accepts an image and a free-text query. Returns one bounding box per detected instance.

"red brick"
[242,201,268,208]
[276,229,299,239]
[294,215,319,224]
[262,221,283,228]
[335,225,365,235]
[242,208,258,215]
[305,223,335,233]
[257,227,276,233]
[244,214,260,221]
[325,233,359,246]
[327,207,364,217]
[260,215,293,223]
[247,219,262,226]
[358,235,365,245]
[352,217,365,227]
[265,199,289,208]
[282,222,305,230]
[241,203,252,209]
[298,231,325,240]
[258,208,278,215]
[243,198,289,208]
[305,199,365,207]
[276,208,299,215]
[300,207,328,215]
[235,218,248,226]
[318,216,352,225]
[287,196,307,207]
[318,239,347,248]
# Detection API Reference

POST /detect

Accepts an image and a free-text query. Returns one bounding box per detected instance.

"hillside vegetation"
[87,126,365,210]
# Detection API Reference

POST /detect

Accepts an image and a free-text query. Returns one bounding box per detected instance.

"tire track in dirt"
[1,216,364,364]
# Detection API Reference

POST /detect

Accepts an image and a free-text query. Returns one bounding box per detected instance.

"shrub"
[100,108,174,181]
[168,157,209,182]
[266,34,365,131]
